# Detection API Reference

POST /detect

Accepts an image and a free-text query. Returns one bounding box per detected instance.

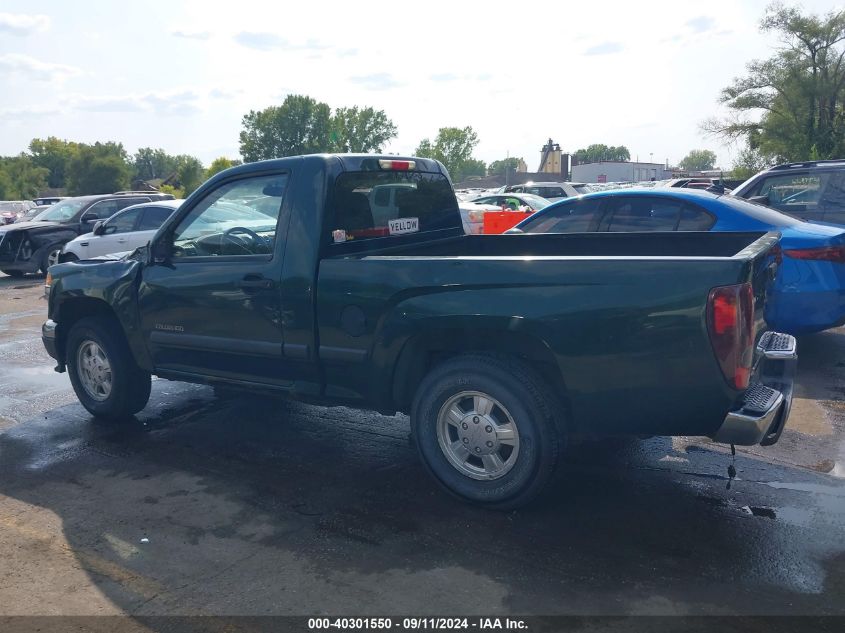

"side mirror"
[92,221,105,235]
[150,236,171,264]
[80,212,98,223]
[749,194,770,206]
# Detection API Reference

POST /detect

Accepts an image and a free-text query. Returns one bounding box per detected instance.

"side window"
[170,174,287,258]
[749,173,823,210]
[518,199,604,233]
[606,197,681,231]
[85,200,122,219]
[677,206,715,231]
[818,172,845,210]
[138,206,175,230]
[104,208,142,234]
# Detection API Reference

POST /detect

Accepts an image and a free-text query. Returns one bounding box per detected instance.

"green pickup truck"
[42,154,796,508]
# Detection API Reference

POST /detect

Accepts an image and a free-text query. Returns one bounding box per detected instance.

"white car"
[498,181,593,201]
[458,201,502,234]
[61,200,182,261]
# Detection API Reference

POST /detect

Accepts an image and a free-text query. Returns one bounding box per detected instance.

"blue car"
[509,188,845,334]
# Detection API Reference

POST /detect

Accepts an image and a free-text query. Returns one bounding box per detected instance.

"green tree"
[573,144,631,163]
[239,94,333,162]
[172,155,205,196]
[704,4,845,161]
[730,143,773,179]
[205,156,242,179]
[66,142,131,195]
[488,157,523,176]
[679,149,718,171]
[414,126,482,182]
[132,147,180,181]
[28,137,80,189]
[0,155,49,198]
[331,106,397,153]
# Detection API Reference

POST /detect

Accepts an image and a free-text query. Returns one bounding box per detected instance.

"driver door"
[138,171,292,386]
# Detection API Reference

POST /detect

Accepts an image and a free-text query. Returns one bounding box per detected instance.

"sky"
[0,0,840,172]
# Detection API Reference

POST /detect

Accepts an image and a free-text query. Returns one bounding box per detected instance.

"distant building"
[571,161,671,184]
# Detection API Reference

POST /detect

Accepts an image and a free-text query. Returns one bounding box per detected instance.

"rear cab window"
[328,164,460,248]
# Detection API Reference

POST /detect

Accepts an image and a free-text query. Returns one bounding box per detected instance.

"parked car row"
[0,191,174,277]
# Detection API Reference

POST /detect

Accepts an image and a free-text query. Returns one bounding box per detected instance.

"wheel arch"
[54,297,122,366]
[391,327,570,417]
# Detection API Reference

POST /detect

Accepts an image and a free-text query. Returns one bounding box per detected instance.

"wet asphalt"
[0,272,843,618]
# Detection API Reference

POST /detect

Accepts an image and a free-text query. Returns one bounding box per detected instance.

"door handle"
[239,276,275,290]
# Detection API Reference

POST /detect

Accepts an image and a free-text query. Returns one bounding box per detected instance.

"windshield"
[35,199,88,222]
[0,202,24,213]
[716,195,799,227]
[573,184,595,195]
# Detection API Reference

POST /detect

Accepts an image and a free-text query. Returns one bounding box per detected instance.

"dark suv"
[0,191,173,276]
[731,160,845,224]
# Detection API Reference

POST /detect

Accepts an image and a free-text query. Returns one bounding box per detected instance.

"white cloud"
[584,41,624,56]
[171,29,211,40]
[350,73,402,91]
[0,54,81,81]
[686,16,717,33]
[73,90,201,116]
[209,87,243,99]
[0,13,50,35]
[0,107,61,121]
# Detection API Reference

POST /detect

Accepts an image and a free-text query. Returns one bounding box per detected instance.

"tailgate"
[709,231,797,446]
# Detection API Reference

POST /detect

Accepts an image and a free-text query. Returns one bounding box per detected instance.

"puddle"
[762,480,845,495]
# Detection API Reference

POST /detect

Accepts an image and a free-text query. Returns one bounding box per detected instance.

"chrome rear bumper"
[712,332,796,446]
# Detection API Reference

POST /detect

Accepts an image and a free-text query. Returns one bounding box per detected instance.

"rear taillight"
[707,282,754,390]
[784,245,845,263]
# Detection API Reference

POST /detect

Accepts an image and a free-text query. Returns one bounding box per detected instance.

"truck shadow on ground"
[1,381,844,616]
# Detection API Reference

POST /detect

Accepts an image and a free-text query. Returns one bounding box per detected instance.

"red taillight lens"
[784,245,845,263]
[378,159,415,171]
[707,283,754,390]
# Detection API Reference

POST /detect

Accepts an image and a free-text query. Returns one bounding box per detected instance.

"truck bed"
[317,230,780,437]
[331,231,772,260]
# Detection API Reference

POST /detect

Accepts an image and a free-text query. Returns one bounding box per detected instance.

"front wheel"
[66,316,151,420]
[41,245,63,273]
[411,354,564,510]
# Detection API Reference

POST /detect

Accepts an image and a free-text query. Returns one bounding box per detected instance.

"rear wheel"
[66,316,151,420]
[411,354,564,510]
[1,269,25,278]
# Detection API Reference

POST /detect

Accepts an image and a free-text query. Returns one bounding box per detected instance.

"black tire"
[66,315,151,420]
[40,244,64,273]
[411,354,565,510]
[1,269,25,278]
